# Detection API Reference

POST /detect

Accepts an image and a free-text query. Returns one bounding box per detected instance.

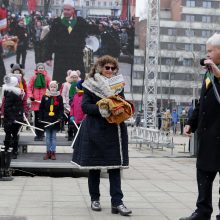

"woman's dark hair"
[88,55,119,78]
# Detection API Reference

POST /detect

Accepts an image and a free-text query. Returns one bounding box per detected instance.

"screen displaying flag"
[120,0,128,20]
[27,0,36,12]
[0,6,7,31]
[120,0,136,21]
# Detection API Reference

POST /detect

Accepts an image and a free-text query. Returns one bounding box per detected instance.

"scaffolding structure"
[143,0,160,128]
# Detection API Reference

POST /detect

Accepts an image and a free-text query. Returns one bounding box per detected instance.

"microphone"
[200,58,212,69]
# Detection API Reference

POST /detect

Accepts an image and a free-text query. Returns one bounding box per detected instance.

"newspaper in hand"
[108,74,125,90]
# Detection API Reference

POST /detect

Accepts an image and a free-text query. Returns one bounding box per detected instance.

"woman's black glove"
[30,97,35,101]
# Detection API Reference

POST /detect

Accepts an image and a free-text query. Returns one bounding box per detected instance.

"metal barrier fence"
[129,127,174,155]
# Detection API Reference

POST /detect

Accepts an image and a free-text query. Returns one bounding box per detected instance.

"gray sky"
[136,0,147,20]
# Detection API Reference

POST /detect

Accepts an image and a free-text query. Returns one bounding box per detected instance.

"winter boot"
[43,151,51,160]
[50,151,56,160]
[0,146,5,179]
[3,140,11,151]
[4,148,13,181]
[12,140,18,159]
[0,147,13,181]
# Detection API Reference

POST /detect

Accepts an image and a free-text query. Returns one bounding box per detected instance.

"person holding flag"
[0,3,7,32]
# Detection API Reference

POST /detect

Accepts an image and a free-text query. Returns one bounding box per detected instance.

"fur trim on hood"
[82,73,122,98]
[45,89,60,97]
[2,84,23,96]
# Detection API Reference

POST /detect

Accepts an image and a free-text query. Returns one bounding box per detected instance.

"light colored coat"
[61,81,71,110]
[27,70,51,111]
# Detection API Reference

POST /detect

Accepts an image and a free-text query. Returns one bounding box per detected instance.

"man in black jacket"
[45,0,97,83]
[180,33,220,220]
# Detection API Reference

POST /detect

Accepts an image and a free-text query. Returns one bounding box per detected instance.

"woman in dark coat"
[71,55,132,216]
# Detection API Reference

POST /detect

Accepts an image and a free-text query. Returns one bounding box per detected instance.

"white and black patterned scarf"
[82,73,123,98]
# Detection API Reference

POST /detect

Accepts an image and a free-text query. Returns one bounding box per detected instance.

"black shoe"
[112,204,132,216]
[39,136,44,141]
[12,153,17,159]
[67,137,73,141]
[179,212,210,220]
[91,201,101,211]
[34,136,44,141]
[34,136,40,141]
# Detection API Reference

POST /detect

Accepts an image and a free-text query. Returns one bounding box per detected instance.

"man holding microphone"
[180,33,220,220]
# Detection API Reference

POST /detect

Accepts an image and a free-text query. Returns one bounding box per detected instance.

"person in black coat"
[0,43,6,86]
[39,81,64,160]
[45,0,97,83]
[1,75,25,159]
[14,18,29,69]
[31,20,44,64]
[71,55,132,216]
[180,33,220,220]
[98,22,121,59]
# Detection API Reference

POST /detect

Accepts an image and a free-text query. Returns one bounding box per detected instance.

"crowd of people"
[134,107,190,136]
[0,1,134,215]
[2,0,220,219]
[0,0,135,156]
[0,1,135,82]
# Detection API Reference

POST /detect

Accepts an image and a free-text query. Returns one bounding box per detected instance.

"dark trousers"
[34,111,44,137]
[34,42,43,64]
[88,169,123,206]
[4,123,21,152]
[195,168,220,219]
[16,47,27,68]
[68,121,78,138]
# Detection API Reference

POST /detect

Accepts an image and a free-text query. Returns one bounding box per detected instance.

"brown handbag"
[97,95,134,124]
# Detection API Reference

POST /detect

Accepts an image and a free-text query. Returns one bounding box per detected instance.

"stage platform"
[0,133,87,177]
[4,134,72,146]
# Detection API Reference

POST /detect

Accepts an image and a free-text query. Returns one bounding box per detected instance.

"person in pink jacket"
[27,63,51,141]
[69,80,85,131]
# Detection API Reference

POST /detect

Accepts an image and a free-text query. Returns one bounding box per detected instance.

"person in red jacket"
[27,63,51,141]
[69,79,85,129]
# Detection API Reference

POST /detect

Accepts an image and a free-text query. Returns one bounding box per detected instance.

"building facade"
[47,0,121,17]
[8,0,121,17]
[129,0,220,111]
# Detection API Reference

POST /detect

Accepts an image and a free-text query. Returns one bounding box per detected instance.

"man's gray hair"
[206,33,220,46]
[63,0,75,7]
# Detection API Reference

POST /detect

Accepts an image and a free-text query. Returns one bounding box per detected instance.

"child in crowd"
[1,76,25,159]
[10,63,28,118]
[67,70,80,141]
[10,63,27,93]
[69,80,85,133]
[61,69,73,112]
[68,70,81,105]
[61,70,79,129]
[39,81,64,160]
[27,63,51,141]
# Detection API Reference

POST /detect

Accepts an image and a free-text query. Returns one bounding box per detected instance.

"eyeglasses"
[104,66,116,71]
